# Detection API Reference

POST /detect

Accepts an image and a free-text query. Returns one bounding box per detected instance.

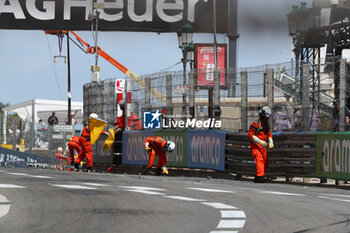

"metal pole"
[339,59,346,131]
[213,0,218,70]
[95,11,99,67]
[213,0,221,121]
[241,71,248,132]
[166,74,173,116]
[145,77,151,113]
[302,64,310,131]
[189,70,195,120]
[182,52,187,119]
[227,0,238,97]
[12,119,16,151]
[3,111,7,144]
[126,79,132,130]
[29,100,35,153]
[267,69,274,130]
[208,88,213,119]
[67,31,72,125]
[0,112,2,144]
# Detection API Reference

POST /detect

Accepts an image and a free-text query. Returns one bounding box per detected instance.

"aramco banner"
[122,129,226,171]
[0,0,228,33]
[316,132,350,180]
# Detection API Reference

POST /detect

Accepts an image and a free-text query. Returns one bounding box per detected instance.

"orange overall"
[248,119,272,177]
[143,136,167,169]
[68,136,81,165]
[55,152,62,160]
[75,123,106,168]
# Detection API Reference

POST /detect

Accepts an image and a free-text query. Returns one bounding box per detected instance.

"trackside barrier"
[316,132,350,180]
[92,134,122,172]
[0,146,59,168]
[122,130,226,171]
[225,132,316,178]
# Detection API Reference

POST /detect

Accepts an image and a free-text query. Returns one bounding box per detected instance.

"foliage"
[0,102,9,112]
[7,113,22,131]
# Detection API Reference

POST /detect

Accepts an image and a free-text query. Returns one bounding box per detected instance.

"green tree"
[0,102,10,112]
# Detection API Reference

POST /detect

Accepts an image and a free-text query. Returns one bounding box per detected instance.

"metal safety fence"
[83,58,350,133]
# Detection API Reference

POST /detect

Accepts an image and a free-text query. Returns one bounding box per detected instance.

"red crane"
[45,30,166,104]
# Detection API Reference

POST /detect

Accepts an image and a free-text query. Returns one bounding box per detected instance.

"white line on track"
[321,193,350,198]
[6,172,53,179]
[0,195,11,218]
[220,210,246,218]
[119,186,246,232]
[124,189,165,195]
[187,188,235,193]
[50,184,97,190]
[258,191,305,196]
[234,187,262,191]
[81,183,110,187]
[164,196,206,202]
[217,220,246,228]
[119,186,166,191]
[210,231,238,233]
[0,184,25,188]
[7,172,28,176]
[28,175,53,179]
[318,196,350,203]
[201,202,237,209]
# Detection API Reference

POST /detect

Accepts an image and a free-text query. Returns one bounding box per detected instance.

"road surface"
[0,167,349,233]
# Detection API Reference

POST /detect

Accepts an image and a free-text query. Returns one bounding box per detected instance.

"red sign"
[194,43,227,88]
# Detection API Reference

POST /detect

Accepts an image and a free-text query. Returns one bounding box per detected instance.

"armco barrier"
[0,146,57,167]
[93,130,320,179]
[122,130,226,171]
[225,132,316,178]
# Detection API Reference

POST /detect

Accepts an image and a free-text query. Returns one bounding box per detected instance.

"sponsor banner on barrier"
[316,132,350,180]
[122,130,225,171]
[155,130,187,167]
[122,130,155,166]
[187,130,226,171]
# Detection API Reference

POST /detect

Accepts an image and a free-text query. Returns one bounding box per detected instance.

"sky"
[0,0,312,106]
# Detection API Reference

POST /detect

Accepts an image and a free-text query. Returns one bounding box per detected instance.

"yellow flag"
[103,129,115,151]
[90,117,107,145]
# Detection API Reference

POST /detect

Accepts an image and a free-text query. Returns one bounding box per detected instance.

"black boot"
[73,162,79,171]
[144,168,154,175]
[254,176,267,183]
[87,167,94,172]
[155,168,162,176]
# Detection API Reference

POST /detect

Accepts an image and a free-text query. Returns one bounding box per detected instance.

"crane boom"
[68,31,166,104]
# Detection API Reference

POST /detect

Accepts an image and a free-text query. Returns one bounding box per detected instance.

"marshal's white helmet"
[89,113,98,119]
[166,141,175,152]
[57,147,62,152]
[259,106,272,118]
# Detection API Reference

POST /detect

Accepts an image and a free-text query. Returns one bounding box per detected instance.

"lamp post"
[177,23,194,119]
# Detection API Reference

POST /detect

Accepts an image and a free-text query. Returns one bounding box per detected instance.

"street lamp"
[177,22,194,118]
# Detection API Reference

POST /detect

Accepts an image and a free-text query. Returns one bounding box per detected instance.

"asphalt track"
[0,167,349,233]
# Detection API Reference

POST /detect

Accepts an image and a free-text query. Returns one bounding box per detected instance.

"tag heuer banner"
[0,0,229,33]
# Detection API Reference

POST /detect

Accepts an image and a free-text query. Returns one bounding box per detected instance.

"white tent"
[2,99,83,143]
